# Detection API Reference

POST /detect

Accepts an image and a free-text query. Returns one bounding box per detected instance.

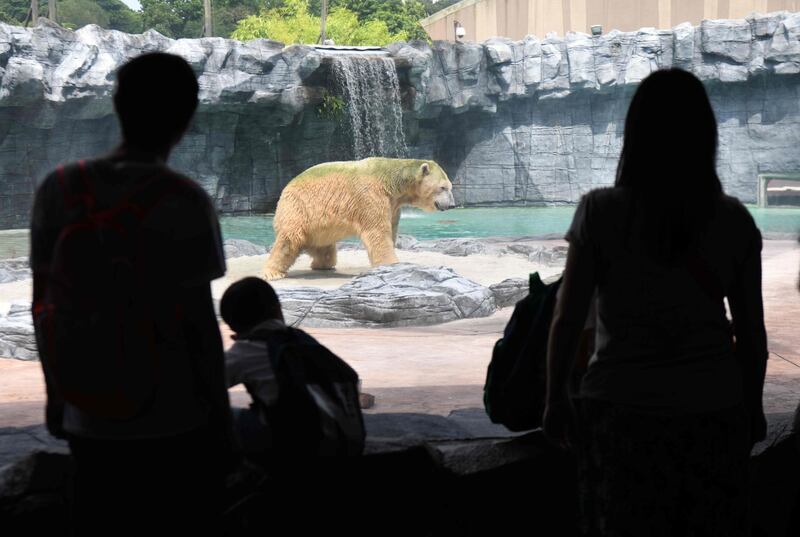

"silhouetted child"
[220,277,286,458]
[221,275,366,488]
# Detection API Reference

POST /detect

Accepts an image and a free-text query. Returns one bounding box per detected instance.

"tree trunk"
[47,0,55,22]
[203,0,213,37]
[31,0,38,24]
[320,0,328,44]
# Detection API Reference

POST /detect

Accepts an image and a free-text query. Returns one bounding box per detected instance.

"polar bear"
[263,157,456,280]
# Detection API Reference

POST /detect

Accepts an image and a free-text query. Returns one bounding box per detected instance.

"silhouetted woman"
[543,68,768,536]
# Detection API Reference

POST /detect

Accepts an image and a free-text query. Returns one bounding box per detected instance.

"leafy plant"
[231,0,407,46]
[316,90,345,121]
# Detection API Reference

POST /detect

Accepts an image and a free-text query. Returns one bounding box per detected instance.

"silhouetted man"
[30,53,235,536]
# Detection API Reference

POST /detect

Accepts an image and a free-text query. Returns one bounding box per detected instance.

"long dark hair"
[615,68,723,264]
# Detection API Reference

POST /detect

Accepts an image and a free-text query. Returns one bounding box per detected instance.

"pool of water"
[220,206,800,247]
[1,206,797,260]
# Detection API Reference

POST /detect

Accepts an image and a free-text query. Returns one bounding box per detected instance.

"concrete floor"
[1,240,798,427]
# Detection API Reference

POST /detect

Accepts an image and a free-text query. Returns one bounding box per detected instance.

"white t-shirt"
[568,187,764,414]
[225,320,283,408]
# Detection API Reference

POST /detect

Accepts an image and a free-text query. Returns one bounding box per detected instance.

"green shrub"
[316,91,345,121]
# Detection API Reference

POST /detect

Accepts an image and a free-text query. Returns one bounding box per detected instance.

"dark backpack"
[483,272,562,432]
[244,325,366,458]
[33,160,173,420]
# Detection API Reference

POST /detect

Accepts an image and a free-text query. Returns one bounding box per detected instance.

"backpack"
[33,160,173,420]
[244,325,366,458]
[483,272,562,432]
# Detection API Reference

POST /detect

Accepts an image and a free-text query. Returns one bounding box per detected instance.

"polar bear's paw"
[263,268,287,281]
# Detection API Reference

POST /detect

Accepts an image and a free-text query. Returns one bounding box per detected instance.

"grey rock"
[1,14,800,227]
[592,31,623,88]
[623,28,662,84]
[539,39,568,94]
[0,258,30,284]
[566,33,595,89]
[673,22,695,64]
[279,263,496,328]
[527,245,569,266]
[522,36,542,87]
[765,12,800,63]
[364,413,472,440]
[445,408,524,438]
[485,39,513,66]
[489,278,528,308]
[748,11,790,38]
[751,411,799,456]
[430,432,549,476]
[394,234,419,250]
[223,239,268,259]
[275,286,326,327]
[0,304,36,361]
[0,426,69,472]
[336,241,363,251]
[421,238,486,257]
[701,18,753,63]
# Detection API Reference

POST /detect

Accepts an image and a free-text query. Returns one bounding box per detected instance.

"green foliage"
[211,0,261,39]
[0,0,141,32]
[340,0,429,41]
[99,0,143,32]
[59,0,112,30]
[140,0,203,38]
[308,0,429,41]
[0,0,38,25]
[231,0,406,45]
[231,0,317,43]
[316,90,345,120]
[0,0,435,42]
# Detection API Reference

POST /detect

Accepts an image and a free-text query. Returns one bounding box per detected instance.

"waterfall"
[330,56,408,160]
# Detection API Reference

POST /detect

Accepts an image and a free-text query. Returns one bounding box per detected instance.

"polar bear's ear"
[420,162,430,176]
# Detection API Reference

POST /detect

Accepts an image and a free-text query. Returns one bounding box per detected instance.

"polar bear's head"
[412,162,456,212]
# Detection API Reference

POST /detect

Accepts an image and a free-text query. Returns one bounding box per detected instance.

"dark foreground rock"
[2,406,798,536]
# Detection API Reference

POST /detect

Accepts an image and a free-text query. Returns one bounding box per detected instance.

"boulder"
[0,257,30,284]
[0,303,36,361]
[223,239,268,259]
[394,234,419,250]
[489,278,528,308]
[527,245,569,266]
[700,19,753,63]
[765,12,800,64]
[279,264,497,328]
[413,238,486,257]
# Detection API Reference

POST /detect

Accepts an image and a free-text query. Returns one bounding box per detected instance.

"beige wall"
[421,0,800,41]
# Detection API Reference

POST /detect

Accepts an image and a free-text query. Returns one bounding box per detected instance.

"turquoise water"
[0,206,796,260]
[220,206,800,246]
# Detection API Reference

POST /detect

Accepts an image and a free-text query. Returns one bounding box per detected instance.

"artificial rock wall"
[1,13,800,228]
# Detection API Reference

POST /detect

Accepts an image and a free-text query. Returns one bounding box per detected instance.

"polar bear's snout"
[434,189,456,211]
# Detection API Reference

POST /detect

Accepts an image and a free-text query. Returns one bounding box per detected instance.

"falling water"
[330,55,408,159]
